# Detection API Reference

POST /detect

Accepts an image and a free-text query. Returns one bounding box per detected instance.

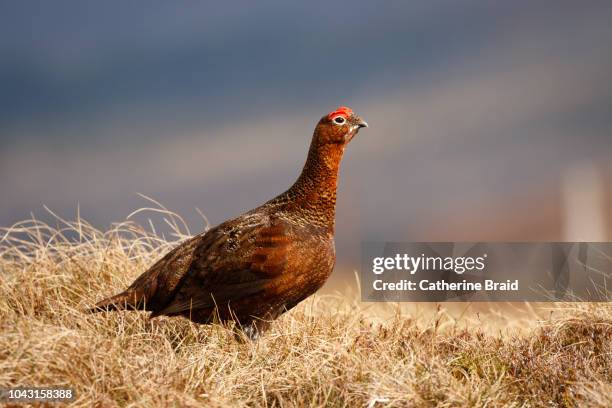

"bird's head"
[314,106,368,146]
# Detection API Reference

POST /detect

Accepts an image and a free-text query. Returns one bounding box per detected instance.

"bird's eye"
[333,116,346,125]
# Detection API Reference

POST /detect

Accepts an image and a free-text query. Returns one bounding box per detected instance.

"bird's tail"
[87,290,146,313]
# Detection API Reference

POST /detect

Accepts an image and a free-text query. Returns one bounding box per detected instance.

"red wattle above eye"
[327,106,353,120]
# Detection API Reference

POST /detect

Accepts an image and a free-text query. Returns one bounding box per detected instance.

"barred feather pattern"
[90,108,367,338]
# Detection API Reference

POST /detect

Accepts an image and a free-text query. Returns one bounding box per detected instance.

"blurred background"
[1,1,612,288]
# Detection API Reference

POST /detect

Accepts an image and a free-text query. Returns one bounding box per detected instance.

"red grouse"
[90,107,368,339]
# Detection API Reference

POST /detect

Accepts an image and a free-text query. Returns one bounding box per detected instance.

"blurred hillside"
[1,1,611,272]
[423,161,612,241]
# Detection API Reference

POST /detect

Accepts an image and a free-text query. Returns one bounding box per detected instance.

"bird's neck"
[280,141,346,231]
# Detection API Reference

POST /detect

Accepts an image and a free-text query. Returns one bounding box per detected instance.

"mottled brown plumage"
[90,107,368,339]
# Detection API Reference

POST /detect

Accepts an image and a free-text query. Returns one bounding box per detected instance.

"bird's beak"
[356,116,368,129]
[345,115,368,143]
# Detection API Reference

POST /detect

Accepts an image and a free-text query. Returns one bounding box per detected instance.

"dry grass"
[0,207,611,407]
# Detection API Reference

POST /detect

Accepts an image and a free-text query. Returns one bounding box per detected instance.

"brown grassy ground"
[0,209,610,407]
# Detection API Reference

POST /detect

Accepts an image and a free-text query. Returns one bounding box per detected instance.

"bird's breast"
[262,233,335,304]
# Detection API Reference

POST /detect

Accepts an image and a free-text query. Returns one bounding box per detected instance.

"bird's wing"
[151,214,292,316]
